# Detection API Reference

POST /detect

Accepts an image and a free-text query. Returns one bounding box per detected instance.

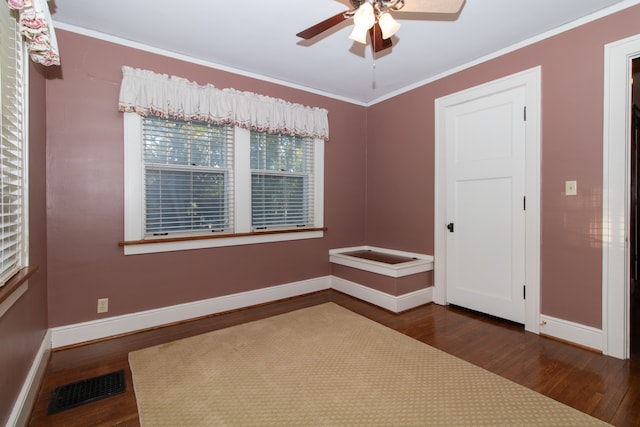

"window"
[250,132,314,231]
[142,117,234,236]
[0,0,28,286]
[124,115,324,255]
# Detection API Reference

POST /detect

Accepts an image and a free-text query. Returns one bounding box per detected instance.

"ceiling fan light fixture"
[378,12,401,40]
[348,26,369,44]
[349,2,375,44]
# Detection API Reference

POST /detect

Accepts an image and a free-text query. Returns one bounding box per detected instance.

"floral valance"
[118,66,330,141]
[7,0,60,66]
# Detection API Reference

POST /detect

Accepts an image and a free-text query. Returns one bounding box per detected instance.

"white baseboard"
[396,286,433,312]
[8,329,51,427]
[51,276,332,348]
[50,275,435,348]
[48,278,601,353]
[539,314,603,352]
[330,276,433,313]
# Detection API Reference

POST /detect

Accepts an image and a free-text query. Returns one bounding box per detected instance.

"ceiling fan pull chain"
[372,61,377,89]
[371,21,377,88]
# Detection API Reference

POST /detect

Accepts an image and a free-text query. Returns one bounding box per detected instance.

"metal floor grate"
[47,370,126,414]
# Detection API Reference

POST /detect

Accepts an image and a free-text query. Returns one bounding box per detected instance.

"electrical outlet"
[97,298,109,313]
[565,180,577,196]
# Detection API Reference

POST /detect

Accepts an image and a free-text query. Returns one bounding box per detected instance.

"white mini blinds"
[142,117,234,236]
[0,0,27,286]
[250,132,314,230]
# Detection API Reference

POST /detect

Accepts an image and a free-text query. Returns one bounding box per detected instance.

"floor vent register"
[47,370,126,414]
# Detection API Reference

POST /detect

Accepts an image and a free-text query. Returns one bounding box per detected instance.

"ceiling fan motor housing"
[350,0,405,12]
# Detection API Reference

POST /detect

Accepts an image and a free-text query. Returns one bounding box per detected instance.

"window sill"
[119,228,327,255]
[0,265,39,318]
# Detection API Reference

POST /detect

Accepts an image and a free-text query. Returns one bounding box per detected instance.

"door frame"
[434,67,542,333]
[602,34,640,359]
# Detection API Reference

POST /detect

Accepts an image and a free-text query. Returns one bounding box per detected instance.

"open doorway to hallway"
[630,57,640,358]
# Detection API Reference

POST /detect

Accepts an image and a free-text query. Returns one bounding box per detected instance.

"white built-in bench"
[329,246,434,313]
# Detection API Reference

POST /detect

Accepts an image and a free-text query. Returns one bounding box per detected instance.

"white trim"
[123,113,144,242]
[602,33,640,359]
[396,287,433,312]
[539,315,603,352]
[234,127,251,232]
[434,67,541,333]
[124,230,325,255]
[7,329,51,427]
[329,246,434,278]
[0,281,28,319]
[314,139,325,228]
[22,41,30,270]
[331,276,433,313]
[51,276,331,348]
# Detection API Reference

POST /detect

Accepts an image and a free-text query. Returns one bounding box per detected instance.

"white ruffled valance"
[118,66,329,141]
[7,0,60,66]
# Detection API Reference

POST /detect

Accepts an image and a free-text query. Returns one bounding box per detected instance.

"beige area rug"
[129,303,609,426]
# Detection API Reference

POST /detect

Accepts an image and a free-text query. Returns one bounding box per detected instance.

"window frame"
[123,114,324,255]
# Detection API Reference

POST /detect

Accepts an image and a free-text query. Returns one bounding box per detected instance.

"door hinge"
[523,106,527,121]
[447,223,454,233]
[523,285,526,299]
[523,195,526,210]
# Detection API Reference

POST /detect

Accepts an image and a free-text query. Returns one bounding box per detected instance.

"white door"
[444,86,527,324]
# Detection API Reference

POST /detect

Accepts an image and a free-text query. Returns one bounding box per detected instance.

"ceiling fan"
[297,0,465,52]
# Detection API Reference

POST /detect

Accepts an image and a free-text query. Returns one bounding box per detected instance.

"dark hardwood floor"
[28,290,640,426]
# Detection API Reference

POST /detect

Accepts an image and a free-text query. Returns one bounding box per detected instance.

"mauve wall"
[0,63,49,425]
[45,30,367,327]
[365,5,640,328]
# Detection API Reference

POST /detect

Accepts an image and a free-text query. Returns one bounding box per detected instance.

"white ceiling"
[50,0,638,105]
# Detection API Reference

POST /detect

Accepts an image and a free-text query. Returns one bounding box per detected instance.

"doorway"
[631,58,640,358]
[602,34,640,359]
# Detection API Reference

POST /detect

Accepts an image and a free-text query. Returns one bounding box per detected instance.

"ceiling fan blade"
[296,12,349,39]
[400,0,465,13]
[369,23,392,53]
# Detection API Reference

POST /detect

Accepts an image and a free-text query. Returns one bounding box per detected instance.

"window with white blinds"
[123,114,324,255]
[142,117,234,236]
[0,1,27,287]
[250,132,314,230]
